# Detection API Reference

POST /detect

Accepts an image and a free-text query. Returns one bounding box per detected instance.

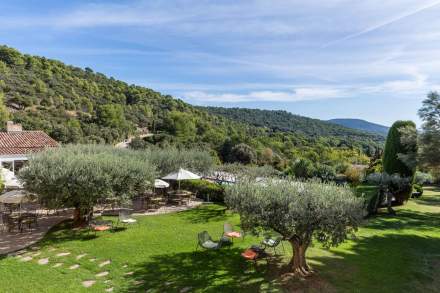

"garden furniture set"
[196,223,284,265]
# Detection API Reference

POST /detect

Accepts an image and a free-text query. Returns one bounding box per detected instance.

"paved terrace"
[0,210,72,255]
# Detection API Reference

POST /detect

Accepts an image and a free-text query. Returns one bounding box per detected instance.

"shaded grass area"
[0,189,439,292]
[414,186,440,207]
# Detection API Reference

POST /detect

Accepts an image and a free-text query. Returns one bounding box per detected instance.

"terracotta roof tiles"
[0,131,59,156]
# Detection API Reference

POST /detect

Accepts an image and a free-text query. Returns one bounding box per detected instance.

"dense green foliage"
[0,174,4,193]
[383,121,417,177]
[18,145,156,224]
[0,45,380,171]
[203,107,383,153]
[412,184,423,196]
[366,172,413,212]
[141,147,214,176]
[414,171,434,185]
[418,92,440,169]
[0,92,8,128]
[328,118,389,136]
[225,179,364,274]
[229,143,257,164]
[17,145,214,224]
[180,179,225,202]
[355,184,380,215]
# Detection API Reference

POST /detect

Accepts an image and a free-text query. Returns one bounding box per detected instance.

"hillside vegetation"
[328,118,389,136]
[0,45,380,170]
[203,107,383,144]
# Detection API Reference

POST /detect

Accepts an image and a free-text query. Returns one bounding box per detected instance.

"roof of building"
[0,131,59,156]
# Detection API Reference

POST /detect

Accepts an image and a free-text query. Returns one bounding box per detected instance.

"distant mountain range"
[328,119,389,137]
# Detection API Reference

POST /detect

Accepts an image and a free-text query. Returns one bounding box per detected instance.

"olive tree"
[19,145,156,226]
[225,179,364,276]
[145,147,214,176]
[366,172,411,214]
[213,163,279,181]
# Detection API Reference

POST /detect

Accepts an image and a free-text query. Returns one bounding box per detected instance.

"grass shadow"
[37,220,126,247]
[414,197,440,207]
[308,234,440,292]
[365,209,440,231]
[123,247,285,292]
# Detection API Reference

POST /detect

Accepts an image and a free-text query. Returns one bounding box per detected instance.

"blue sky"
[2,0,440,126]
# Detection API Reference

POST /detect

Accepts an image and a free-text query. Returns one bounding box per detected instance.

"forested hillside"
[328,118,389,136]
[203,107,384,141]
[0,45,380,172]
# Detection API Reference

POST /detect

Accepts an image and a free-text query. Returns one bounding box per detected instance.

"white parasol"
[162,168,201,191]
[154,179,170,189]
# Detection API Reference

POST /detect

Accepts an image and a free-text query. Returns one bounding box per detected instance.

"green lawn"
[0,187,439,292]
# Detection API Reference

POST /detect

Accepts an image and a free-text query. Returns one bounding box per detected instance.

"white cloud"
[183,87,349,103]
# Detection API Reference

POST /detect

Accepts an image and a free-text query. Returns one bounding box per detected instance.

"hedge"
[180,179,225,202]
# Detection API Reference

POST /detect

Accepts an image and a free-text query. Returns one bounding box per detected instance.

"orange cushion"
[93,225,110,231]
[225,231,241,238]
[241,249,257,260]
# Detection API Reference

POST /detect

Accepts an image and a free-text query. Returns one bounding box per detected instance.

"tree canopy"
[383,120,417,178]
[19,145,157,225]
[418,92,440,169]
[0,92,8,128]
[225,179,364,275]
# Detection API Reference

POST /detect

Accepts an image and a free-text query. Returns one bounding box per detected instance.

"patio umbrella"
[154,179,170,189]
[1,168,23,189]
[0,190,33,204]
[162,168,201,191]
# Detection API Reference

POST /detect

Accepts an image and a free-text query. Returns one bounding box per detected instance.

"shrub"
[230,143,257,165]
[180,179,225,202]
[366,159,383,175]
[313,164,336,181]
[366,172,413,211]
[345,165,364,185]
[290,158,315,179]
[335,162,350,174]
[414,171,433,185]
[413,184,423,196]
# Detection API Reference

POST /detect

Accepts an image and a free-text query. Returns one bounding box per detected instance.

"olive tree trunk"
[289,239,312,276]
[73,205,93,227]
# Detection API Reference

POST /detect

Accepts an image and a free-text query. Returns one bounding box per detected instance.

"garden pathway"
[0,210,72,255]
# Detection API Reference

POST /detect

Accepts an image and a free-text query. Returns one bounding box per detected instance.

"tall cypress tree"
[382,120,417,206]
[383,120,417,177]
